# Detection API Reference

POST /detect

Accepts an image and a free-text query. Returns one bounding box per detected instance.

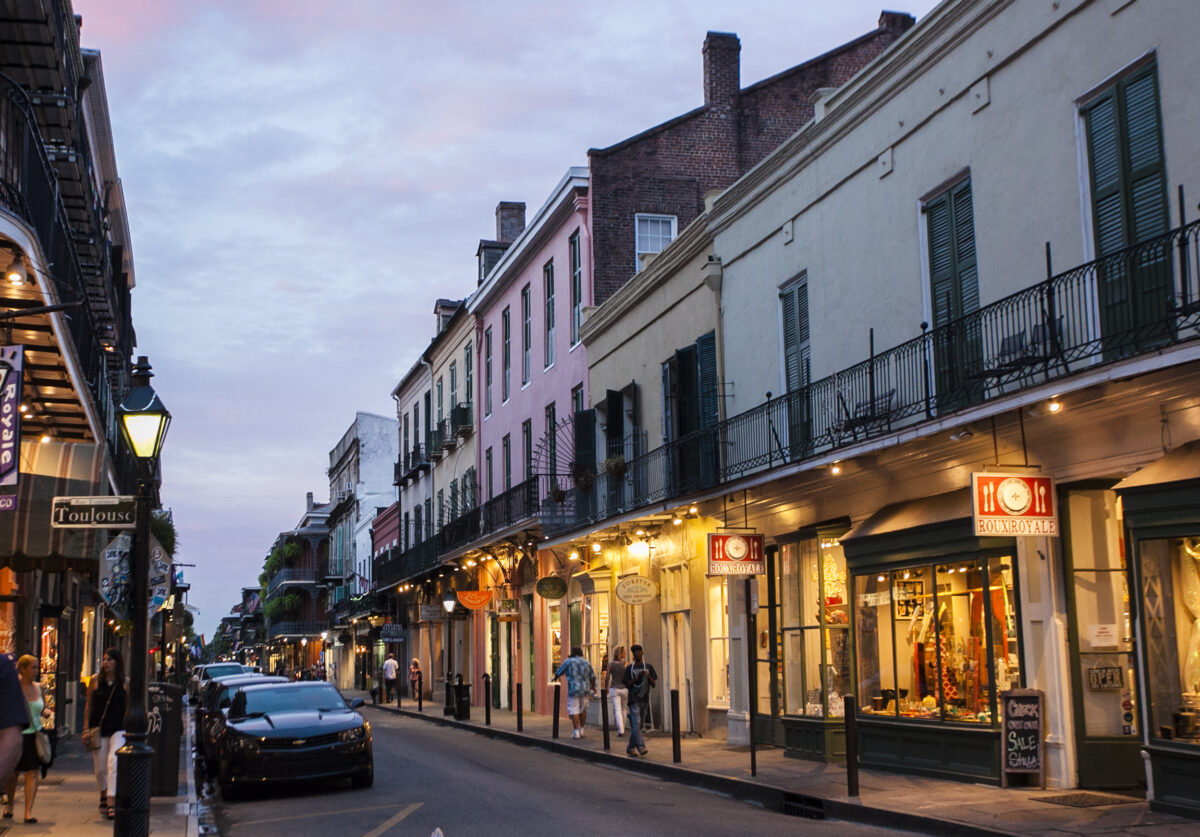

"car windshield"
[235,685,348,716]
[204,664,243,680]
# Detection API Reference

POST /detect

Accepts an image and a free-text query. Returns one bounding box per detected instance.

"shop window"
[707,577,730,706]
[580,593,609,672]
[855,556,1018,724]
[780,536,850,718]
[1138,537,1200,743]
[661,564,689,612]
[548,603,562,672]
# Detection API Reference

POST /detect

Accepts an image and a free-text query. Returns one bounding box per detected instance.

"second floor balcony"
[266,566,317,597]
[266,620,325,640]
[543,219,1200,536]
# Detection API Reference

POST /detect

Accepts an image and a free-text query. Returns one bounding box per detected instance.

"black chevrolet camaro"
[215,681,373,797]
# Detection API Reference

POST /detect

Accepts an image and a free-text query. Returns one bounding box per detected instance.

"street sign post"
[51,495,136,529]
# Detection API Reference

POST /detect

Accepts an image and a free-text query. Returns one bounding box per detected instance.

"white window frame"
[635,213,677,272]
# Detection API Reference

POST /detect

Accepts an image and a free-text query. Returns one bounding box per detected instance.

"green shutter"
[927,178,982,412]
[781,281,809,393]
[697,331,718,430]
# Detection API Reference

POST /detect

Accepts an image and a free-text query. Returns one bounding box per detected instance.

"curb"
[362,702,1014,837]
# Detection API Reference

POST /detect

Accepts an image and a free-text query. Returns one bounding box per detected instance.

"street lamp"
[114,356,170,837]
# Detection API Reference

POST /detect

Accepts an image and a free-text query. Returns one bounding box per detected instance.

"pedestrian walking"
[622,644,657,757]
[553,646,596,739]
[408,658,421,700]
[381,653,399,704]
[603,646,628,736]
[4,654,51,823]
[0,656,27,782]
[83,647,126,821]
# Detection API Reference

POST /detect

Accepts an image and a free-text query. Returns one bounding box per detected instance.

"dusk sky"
[69,0,939,641]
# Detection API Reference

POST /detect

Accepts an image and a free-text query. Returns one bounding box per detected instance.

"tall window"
[521,285,532,386]
[545,402,557,475]
[402,414,409,460]
[436,489,444,530]
[707,578,730,706]
[544,260,555,367]
[412,403,420,449]
[413,506,423,545]
[436,376,444,423]
[780,274,811,393]
[449,481,459,520]
[402,511,410,551]
[635,213,677,272]
[570,232,583,345]
[423,498,432,539]
[485,448,493,501]
[449,361,458,409]
[502,307,511,402]
[462,467,476,510]
[571,384,584,416]
[484,328,493,416]
[1083,61,1169,349]
[502,434,512,491]
[522,419,533,481]
[926,177,980,411]
[464,344,473,408]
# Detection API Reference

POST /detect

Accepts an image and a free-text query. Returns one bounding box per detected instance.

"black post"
[845,693,860,797]
[114,477,154,837]
[158,610,167,682]
[444,669,454,716]
[745,577,757,778]
[920,321,932,418]
[482,673,491,726]
[552,682,561,739]
[417,671,423,712]
[671,688,681,763]
[600,687,610,751]
[516,682,523,732]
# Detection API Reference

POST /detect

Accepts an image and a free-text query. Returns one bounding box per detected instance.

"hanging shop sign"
[707,532,765,575]
[380,623,404,639]
[615,575,657,605]
[971,473,1058,537]
[50,495,136,528]
[494,597,520,621]
[0,346,22,495]
[535,575,567,601]
[418,605,444,622]
[457,590,494,610]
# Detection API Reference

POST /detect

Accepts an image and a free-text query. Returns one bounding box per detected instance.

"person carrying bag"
[83,648,126,820]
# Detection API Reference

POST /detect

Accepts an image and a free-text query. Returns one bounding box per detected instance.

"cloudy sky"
[70,0,939,641]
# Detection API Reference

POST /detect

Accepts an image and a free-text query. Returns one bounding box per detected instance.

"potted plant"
[570,460,595,490]
[549,484,567,503]
[602,455,628,480]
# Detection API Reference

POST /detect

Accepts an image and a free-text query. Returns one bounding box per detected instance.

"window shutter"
[661,359,675,442]
[573,409,596,475]
[697,331,719,430]
[675,344,700,436]
[605,389,624,456]
[781,280,810,392]
[952,181,979,315]
[1122,70,1167,244]
[1086,93,1125,257]
[926,195,954,329]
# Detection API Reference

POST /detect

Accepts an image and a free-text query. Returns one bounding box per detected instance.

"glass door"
[1063,488,1142,787]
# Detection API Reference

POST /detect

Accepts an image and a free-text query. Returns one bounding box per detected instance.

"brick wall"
[588,12,915,306]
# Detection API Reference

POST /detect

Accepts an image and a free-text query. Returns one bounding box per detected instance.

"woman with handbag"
[3,654,50,823]
[82,648,126,820]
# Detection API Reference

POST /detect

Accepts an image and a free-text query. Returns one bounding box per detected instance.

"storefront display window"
[779,536,851,718]
[548,603,562,672]
[855,555,1018,724]
[39,620,57,729]
[1138,537,1200,743]
[706,577,729,706]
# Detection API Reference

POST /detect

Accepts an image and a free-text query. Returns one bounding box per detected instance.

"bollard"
[444,670,454,716]
[845,693,859,797]
[482,673,491,726]
[600,688,610,752]
[516,683,523,732]
[418,671,423,712]
[552,682,561,739]
[671,688,681,763]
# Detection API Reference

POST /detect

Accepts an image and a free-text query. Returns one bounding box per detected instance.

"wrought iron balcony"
[543,220,1200,536]
[439,418,456,451]
[266,620,325,640]
[427,428,445,460]
[400,444,430,483]
[451,403,473,437]
[266,566,317,597]
[374,538,440,589]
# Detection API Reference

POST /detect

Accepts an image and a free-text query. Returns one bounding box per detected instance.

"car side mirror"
[347,697,364,710]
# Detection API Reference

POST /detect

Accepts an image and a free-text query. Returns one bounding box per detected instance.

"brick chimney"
[496,201,526,243]
[878,11,916,34]
[703,32,740,107]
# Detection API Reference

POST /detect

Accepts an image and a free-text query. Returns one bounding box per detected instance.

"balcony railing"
[543,219,1200,536]
[427,428,445,460]
[400,444,430,483]
[266,620,324,639]
[374,538,440,589]
[451,403,473,437]
[439,418,457,451]
[266,566,317,597]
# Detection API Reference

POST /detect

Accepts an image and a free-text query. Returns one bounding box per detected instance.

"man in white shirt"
[381,652,400,704]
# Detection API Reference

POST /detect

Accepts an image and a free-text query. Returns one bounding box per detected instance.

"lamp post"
[114,356,171,837]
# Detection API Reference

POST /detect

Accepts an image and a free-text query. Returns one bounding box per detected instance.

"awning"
[1113,439,1200,525]
[0,440,107,573]
[1113,439,1200,493]
[841,488,1011,568]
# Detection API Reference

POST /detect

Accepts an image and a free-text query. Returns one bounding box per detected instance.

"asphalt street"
[211,710,911,837]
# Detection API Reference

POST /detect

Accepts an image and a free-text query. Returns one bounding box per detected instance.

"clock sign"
[971,472,1058,537]
[708,533,765,575]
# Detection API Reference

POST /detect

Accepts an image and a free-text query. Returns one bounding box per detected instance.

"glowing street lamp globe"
[118,356,171,463]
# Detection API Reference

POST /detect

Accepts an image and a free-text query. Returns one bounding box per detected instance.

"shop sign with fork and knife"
[971,472,1058,536]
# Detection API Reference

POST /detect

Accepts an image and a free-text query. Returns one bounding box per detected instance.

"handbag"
[85,677,116,751]
[27,701,51,765]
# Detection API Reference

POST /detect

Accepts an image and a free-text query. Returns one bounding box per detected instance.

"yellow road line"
[229,803,420,829]
[361,802,423,837]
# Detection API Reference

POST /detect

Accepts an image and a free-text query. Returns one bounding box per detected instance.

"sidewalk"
[352,690,1196,837]
[8,720,203,837]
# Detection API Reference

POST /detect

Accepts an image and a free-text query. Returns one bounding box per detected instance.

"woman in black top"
[83,648,125,819]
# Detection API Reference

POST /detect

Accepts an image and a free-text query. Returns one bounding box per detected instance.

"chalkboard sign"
[1001,688,1044,788]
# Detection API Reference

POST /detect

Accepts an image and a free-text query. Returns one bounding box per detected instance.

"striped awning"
[0,440,107,572]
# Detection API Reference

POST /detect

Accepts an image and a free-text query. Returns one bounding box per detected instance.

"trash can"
[452,682,471,721]
[148,681,184,796]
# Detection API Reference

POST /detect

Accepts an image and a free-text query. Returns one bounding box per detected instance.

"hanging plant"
[549,484,567,504]
[570,460,595,490]
[602,455,628,480]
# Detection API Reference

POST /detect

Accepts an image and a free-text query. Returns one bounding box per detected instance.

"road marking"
[361,802,423,837]
[229,803,419,829]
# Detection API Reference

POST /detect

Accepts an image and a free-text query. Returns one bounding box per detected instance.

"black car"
[196,674,286,771]
[215,681,372,797]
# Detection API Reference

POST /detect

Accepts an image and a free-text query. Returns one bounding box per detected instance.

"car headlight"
[228,732,261,753]
[339,725,367,743]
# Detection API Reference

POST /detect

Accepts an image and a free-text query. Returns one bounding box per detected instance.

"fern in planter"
[570,460,595,490]
[602,455,628,480]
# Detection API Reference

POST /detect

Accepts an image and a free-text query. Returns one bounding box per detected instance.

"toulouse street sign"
[51,495,136,529]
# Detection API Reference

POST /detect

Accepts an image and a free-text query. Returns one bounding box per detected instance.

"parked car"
[190,663,247,702]
[195,674,286,770]
[215,681,372,797]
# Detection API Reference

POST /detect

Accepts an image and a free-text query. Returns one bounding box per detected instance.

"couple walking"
[555,644,656,756]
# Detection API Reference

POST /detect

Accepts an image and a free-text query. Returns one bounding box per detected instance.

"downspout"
[702,253,725,422]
